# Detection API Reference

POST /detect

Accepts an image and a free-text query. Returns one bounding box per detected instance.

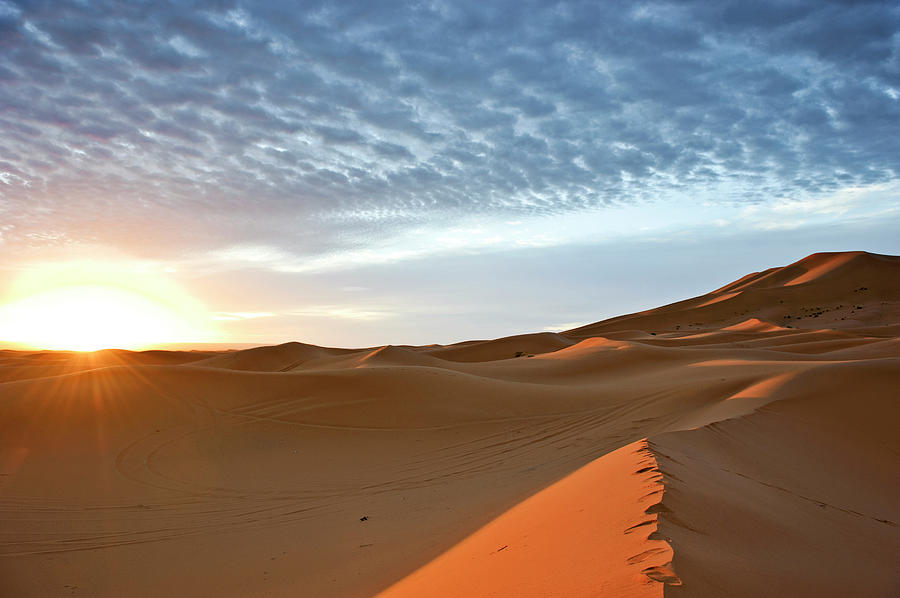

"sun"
[0,262,219,351]
[0,285,189,351]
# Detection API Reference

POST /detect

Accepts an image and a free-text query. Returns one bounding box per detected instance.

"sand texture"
[1,251,898,597]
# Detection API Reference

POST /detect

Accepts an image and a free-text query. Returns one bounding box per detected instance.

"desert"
[4,1,900,595]
[1,251,898,597]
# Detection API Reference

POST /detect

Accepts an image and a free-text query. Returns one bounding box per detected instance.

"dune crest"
[377,440,679,598]
[1,251,898,597]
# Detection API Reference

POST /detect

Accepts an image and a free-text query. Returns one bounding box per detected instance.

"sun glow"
[0,262,219,351]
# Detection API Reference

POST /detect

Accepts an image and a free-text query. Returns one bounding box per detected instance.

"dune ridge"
[1,251,898,597]
[376,439,680,598]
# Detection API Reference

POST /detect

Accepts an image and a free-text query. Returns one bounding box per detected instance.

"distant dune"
[191,341,356,372]
[1,251,898,597]
[567,251,900,337]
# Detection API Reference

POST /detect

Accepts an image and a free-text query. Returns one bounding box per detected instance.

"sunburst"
[0,263,218,351]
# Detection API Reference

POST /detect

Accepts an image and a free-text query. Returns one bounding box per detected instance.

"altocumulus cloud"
[0,0,898,259]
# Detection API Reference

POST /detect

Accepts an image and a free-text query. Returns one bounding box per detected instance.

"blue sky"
[1,0,898,347]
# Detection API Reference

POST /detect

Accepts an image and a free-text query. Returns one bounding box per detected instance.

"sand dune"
[192,341,355,371]
[568,251,900,336]
[721,317,788,333]
[1,251,898,596]
[377,440,677,598]
[655,360,900,597]
[423,331,575,362]
[287,344,451,371]
[0,348,215,383]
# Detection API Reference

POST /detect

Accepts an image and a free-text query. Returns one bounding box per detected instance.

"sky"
[0,0,899,349]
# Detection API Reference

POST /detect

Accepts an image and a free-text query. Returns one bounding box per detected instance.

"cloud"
[286,305,391,321]
[213,311,275,321]
[542,322,587,332]
[737,182,900,230]
[0,0,897,260]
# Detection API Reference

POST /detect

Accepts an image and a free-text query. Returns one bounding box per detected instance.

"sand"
[1,250,898,597]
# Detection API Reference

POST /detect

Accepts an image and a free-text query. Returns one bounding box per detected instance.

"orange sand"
[1,251,898,597]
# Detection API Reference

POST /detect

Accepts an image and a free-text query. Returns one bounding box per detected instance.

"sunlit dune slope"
[1,251,898,597]
[377,440,678,598]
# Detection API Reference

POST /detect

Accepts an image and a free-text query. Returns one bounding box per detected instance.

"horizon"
[0,248,895,352]
[1,0,899,350]
[0,250,897,353]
